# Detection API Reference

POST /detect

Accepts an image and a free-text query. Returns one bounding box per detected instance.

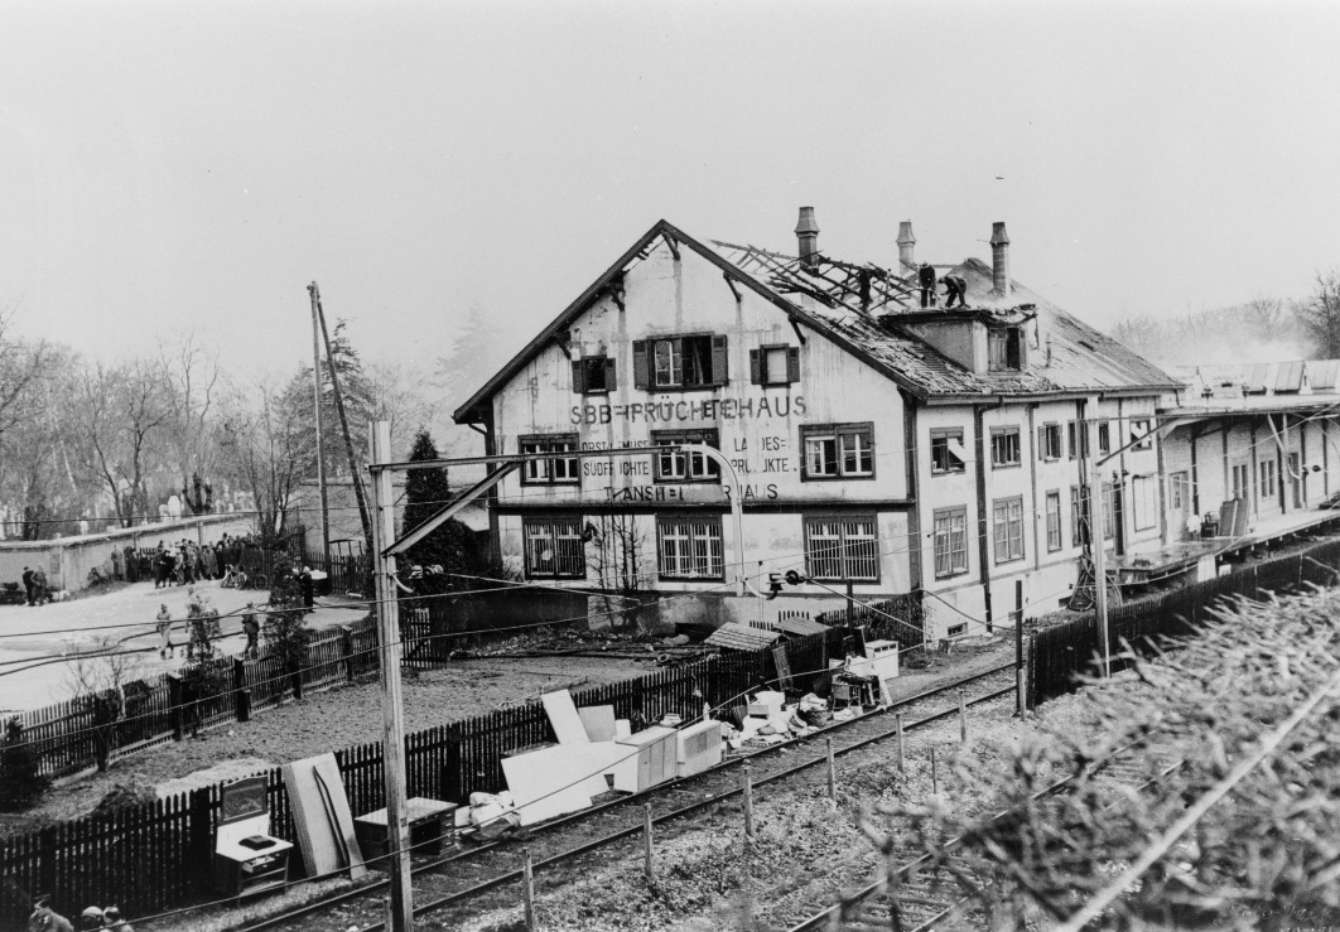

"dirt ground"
[0,654,652,834]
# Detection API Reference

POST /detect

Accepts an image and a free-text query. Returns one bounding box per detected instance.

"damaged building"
[451,209,1182,641]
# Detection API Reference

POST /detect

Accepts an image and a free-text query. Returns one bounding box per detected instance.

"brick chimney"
[897,220,916,274]
[990,221,1010,296]
[795,206,819,270]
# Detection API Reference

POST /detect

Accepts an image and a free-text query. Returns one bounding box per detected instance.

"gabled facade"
[454,211,1182,640]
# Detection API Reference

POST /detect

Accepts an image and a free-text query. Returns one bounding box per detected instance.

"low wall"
[0,513,256,592]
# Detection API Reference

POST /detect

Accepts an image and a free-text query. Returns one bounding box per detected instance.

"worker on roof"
[918,262,937,307]
[943,274,968,309]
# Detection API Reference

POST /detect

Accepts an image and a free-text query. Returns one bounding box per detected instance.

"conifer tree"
[401,431,480,584]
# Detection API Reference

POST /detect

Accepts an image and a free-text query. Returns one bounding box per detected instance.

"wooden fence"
[0,640,781,926]
[815,591,925,652]
[1029,538,1340,703]
[13,617,380,781]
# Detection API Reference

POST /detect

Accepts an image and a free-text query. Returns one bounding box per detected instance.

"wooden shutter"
[571,360,586,394]
[749,349,762,385]
[710,334,729,385]
[632,340,649,390]
[603,357,617,391]
[1037,426,1046,460]
[786,347,800,383]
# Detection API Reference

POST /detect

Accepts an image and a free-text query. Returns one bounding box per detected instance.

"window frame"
[1097,422,1111,456]
[518,433,580,486]
[522,515,587,579]
[800,422,876,481]
[1045,489,1063,552]
[987,328,1023,371]
[932,506,969,579]
[930,428,967,476]
[1039,423,1062,461]
[1071,484,1084,547]
[656,515,726,581]
[571,355,616,395]
[803,514,880,582]
[1170,470,1189,510]
[990,426,1022,469]
[992,495,1026,564]
[651,428,721,484]
[1132,475,1158,531]
[750,343,801,387]
[1130,418,1153,451]
[635,332,728,391]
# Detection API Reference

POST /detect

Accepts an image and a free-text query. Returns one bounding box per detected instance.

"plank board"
[542,689,590,744]
[281,753,367,880]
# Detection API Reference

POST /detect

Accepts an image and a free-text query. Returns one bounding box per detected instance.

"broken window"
[657,517,724,580]
[802,423,874,479]
[930,428,967,475]
[1129,418,1152,450]
[1098,423,1111,456]
[990,427,1021,468]
[524,516,586,578]
[652,429,720,483]
[571,355,616,394]
[750,344,801,386]
[988,327,1024,371]
[633,334,728,390]
[519,434,580,485]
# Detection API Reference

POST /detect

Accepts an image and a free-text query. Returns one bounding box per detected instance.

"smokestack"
[897,220,916,274]
[990,221,1010,296]
[795,206,819,270]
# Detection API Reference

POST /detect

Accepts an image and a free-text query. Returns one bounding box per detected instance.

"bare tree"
[73,360,172,527]
[588,513,647,631]
[66,637,143,772]
[159,335,221,514]
[1294,271,1340,358]
[218,383,305,544]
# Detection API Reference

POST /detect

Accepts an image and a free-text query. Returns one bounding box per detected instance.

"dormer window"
[988,328,1024,371]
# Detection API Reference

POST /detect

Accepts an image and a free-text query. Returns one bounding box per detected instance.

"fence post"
[826,737,837,801]
[232,658,250,723]
[522,848,536,931]
[168,675,184,742]
[443,727,462,803]
[188,787,213,892]
[643,802,655,883]
[930,746,938,795]
[958,689,967,743]
[895,713,904,773]
[37,825,58,904]
[341,626,356,683]
[742,760,754,841]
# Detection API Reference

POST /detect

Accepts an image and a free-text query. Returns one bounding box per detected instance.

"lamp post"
[683,443,746,596]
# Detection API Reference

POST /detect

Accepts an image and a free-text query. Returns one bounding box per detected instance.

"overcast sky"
[2,0,1338,385]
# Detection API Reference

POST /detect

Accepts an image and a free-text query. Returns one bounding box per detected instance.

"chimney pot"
[896,220,916,274]
[990,221,1010,296]
[795,206,819,268]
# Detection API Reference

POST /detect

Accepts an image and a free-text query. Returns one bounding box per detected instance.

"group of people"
[917,262,970,309]
[153,587,229,661]
[144,532,263,589]
[19,566,51,606]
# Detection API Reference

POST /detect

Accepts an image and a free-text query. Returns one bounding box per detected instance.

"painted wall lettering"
[570,396,806,425]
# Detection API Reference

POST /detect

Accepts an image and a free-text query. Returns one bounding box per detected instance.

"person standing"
[155,604,174,660]
[31,568,48,606]
[21,566,33,606]
[241,604,260,660]
[299,567,315,611]
[918,262,937,308]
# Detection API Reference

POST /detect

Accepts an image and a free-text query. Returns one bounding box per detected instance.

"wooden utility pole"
[309,284,330,569]
[1089,416,1112,678]
[370,420,413,930]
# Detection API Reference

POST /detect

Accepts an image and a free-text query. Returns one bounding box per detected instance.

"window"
[804,516,879,582]
[802,423,874,480]
[930,428,967,475]
[932,507,968,579]
[524,517,586,578]
[988,328,1024,371]
[571,356,616,394]
[1067,421,1077,460]
[1170,471,1189,510]
[657,517,724,580]
[1038,423,1062,461]
[1259,459,1277,498]
[1231,463,1250,500]
[1132,476,1158,531]
[1130,418,1152,450]
[990,427,1021,468]
[992,496,1025,564]
[519,434,579,485]
[652,429,721,483]
[946,623,967,638]
[1098,423,1111,456]
[1046,490,1062,552]
[750,344,800,386]
[632,334,728,390]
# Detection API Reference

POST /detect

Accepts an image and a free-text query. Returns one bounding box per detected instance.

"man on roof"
[918,262,937,307]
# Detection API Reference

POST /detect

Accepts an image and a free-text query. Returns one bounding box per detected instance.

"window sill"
[933,569,969,581]
[649,383,727,393]
[994,555,1026,566]
[653,478,721,485]
[990,462,1022,470]
[930,468,967,476]
[801,474,876,482]
[519,481,582,487]
[657,574,726,583]
[808,576,880,584]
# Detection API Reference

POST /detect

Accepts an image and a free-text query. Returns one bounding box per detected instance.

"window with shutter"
[642,334,729,390]
[752,344,800,386]
[632,340,650,389]
[572,356,614,395]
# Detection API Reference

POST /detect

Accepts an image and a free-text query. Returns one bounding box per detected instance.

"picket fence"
[0,637,784,925]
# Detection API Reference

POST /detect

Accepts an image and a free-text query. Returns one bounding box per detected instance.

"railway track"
[225,661,1018,932]
[783,745,1184,931]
